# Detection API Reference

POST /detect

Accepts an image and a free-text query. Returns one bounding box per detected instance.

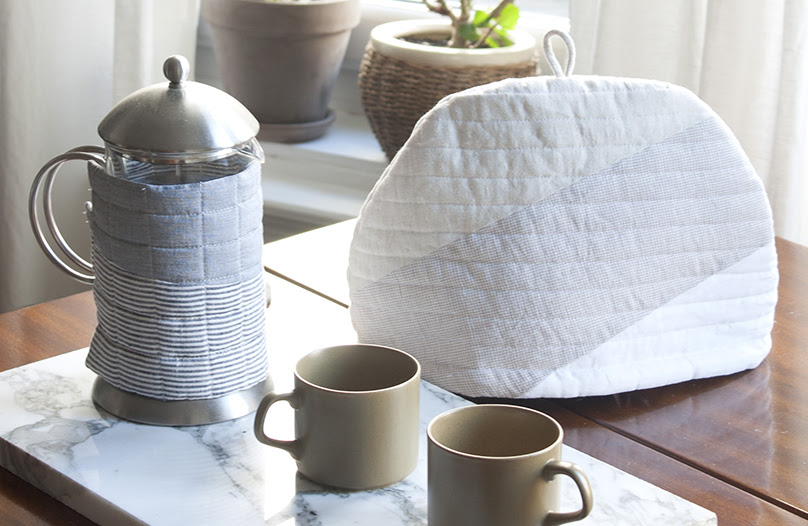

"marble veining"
[0,349,716,525]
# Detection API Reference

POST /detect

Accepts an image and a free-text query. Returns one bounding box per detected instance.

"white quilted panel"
[348,75,777,398]
[526,242,778,397]
[349,76,714,292]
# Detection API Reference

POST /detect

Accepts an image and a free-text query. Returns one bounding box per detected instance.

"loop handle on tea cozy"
[543,29,576,77]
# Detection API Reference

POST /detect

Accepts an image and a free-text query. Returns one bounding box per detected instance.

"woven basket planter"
[359,20,539,160]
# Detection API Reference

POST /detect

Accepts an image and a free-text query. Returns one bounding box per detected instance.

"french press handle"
[29,146,106,284]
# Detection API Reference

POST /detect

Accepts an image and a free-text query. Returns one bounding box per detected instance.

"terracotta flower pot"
[359,20,539,159]
[202,0,360,143]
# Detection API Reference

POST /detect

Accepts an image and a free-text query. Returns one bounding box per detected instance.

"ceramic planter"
[202,0,360,143]
[359,19,538,159]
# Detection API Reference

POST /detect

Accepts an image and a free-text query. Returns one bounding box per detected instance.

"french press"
[29,56,272,426]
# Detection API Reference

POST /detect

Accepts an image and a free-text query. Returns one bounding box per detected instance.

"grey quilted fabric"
[85,162,267,401]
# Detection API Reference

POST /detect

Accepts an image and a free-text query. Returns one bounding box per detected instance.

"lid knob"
[163,55,190,88]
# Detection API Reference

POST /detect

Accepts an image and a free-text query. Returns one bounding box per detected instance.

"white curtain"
[0,0,199,313]
[570,0,808,246]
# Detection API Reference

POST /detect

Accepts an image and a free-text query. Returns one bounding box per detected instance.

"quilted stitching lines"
[350,118,775,397]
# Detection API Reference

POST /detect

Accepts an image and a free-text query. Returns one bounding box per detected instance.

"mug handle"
[542,459,594,525]
[28,146,106,284]
[253,391,302,459]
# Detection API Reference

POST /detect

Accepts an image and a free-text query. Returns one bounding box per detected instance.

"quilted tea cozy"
[347,31,778,399]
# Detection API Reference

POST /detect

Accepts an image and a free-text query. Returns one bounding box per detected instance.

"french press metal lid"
[99,55,263,165]
[30,55,266,283]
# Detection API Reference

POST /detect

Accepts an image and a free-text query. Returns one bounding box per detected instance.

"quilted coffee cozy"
[85,161,268,401]
[347,31,779,398]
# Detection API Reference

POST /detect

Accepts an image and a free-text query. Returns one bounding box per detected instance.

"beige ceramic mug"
[254,344,421,490]
[428,404,593,526]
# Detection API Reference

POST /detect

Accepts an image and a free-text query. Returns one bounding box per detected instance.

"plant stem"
[446,0,474,47]
[487,0,514,20]
[459,0,472,21]
[424,0,514,49]
[472,25,497,48]
[423,0,457,22]
[473,0,514,28]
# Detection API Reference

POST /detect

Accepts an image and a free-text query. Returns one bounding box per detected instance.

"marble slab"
[0,347,717,526]
[0,274,715,525]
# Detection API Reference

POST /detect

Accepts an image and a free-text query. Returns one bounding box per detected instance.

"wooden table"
[2,221,806,525]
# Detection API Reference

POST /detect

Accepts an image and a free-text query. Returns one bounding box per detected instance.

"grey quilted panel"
[88,162,264,284]
[86,163,267,401]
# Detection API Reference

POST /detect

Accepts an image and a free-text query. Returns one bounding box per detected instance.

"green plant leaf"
[493,27,514,46]
[458,23,480,44]
[484,36,500,48]
[495,3,520,30]
[472,10,489,28]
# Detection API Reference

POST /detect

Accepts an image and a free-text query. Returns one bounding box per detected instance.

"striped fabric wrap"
[85,162,268,401]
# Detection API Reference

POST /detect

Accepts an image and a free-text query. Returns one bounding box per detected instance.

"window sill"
[259,108,387,224]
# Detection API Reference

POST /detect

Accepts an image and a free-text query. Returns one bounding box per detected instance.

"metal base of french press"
[91,376,274,427]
